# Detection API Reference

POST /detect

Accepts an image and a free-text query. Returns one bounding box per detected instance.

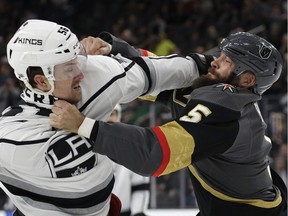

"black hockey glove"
[189,53,215,75]
[98,32,141,57]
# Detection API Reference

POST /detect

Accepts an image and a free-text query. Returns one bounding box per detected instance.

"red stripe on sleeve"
[140,49,149,56]
[152,126,170,176]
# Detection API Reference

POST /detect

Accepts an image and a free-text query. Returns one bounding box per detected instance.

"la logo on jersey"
[46,133,97,178]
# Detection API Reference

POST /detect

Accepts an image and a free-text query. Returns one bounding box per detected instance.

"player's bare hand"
[49,100,85,133]
[81,36,111,55]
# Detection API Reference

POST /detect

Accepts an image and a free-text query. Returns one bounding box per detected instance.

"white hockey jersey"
[112,163,150,215]
[0,54,199,215]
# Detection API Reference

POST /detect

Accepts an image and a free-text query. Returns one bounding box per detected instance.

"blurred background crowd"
[0,0,286,211]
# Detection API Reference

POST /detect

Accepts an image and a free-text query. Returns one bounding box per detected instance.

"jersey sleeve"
[78,55,149,116]
[99,32,201,97]
[139,55,200,96]
[91,86,259,177]
[91,95,239,177]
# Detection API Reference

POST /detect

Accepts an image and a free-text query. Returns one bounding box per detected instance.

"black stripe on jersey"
[1,101,52,117]
[79,61,135,112]
[147,54,179,60]
[45,156,54,177]
[2,177,115,209]
[25,102,52,116]
[129,57,152,95]
[0,138,49,146]
[55,155,96,178]
[36,108,52,116]
[131,183,150,192]
[1,106,23,117]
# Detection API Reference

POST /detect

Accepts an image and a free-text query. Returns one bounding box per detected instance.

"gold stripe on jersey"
[188,165,282,208]
[138,95,157,102]
[159,121,195,175]
[173,89,190,107]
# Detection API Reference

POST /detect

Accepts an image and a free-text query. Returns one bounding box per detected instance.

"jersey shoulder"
[190,84,261,111]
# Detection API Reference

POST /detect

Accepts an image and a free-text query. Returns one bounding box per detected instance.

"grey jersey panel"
[94,121,163,176]
[189,85,274,200]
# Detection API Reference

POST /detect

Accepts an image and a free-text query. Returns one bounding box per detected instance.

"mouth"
[208,67,214,74]
[207,72,214,79]
[73,85,81,91]
[207,68,217,79]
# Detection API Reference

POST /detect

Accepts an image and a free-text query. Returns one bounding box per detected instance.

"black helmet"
[218,32,283,95]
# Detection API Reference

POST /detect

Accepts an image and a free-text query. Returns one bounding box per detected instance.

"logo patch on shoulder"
[215,83,237,93]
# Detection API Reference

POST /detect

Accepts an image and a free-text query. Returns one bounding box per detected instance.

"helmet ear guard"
[219,32,283,95]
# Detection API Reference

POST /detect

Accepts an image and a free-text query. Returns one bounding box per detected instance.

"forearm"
[78,118,163,176]
[99,32,203,96]
[142,55,199,96]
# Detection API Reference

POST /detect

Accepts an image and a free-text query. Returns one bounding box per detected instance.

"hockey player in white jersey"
[0,19,206,216]
[109,105,150,216]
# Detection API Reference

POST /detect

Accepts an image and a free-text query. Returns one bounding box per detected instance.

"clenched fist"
[81,36,112,55]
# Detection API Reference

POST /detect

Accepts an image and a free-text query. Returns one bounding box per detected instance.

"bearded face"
[191,52,251,91]
[191,71,238,90]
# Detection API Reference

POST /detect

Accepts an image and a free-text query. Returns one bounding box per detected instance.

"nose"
[75,71,84,81]
[211,57,219,69]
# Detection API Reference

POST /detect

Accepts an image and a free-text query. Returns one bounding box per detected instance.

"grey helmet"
[218,32,283,95]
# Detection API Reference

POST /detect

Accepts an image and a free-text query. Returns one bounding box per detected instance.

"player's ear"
[34,75,52,92]
[239,71,256,88]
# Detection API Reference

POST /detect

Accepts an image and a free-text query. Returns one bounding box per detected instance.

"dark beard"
[191,73,237,91]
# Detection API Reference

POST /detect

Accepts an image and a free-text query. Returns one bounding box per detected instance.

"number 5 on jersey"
[180,104,212,123]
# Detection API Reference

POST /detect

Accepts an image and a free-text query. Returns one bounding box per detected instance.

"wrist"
[78,117,96,138]
[107,43,112,54]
